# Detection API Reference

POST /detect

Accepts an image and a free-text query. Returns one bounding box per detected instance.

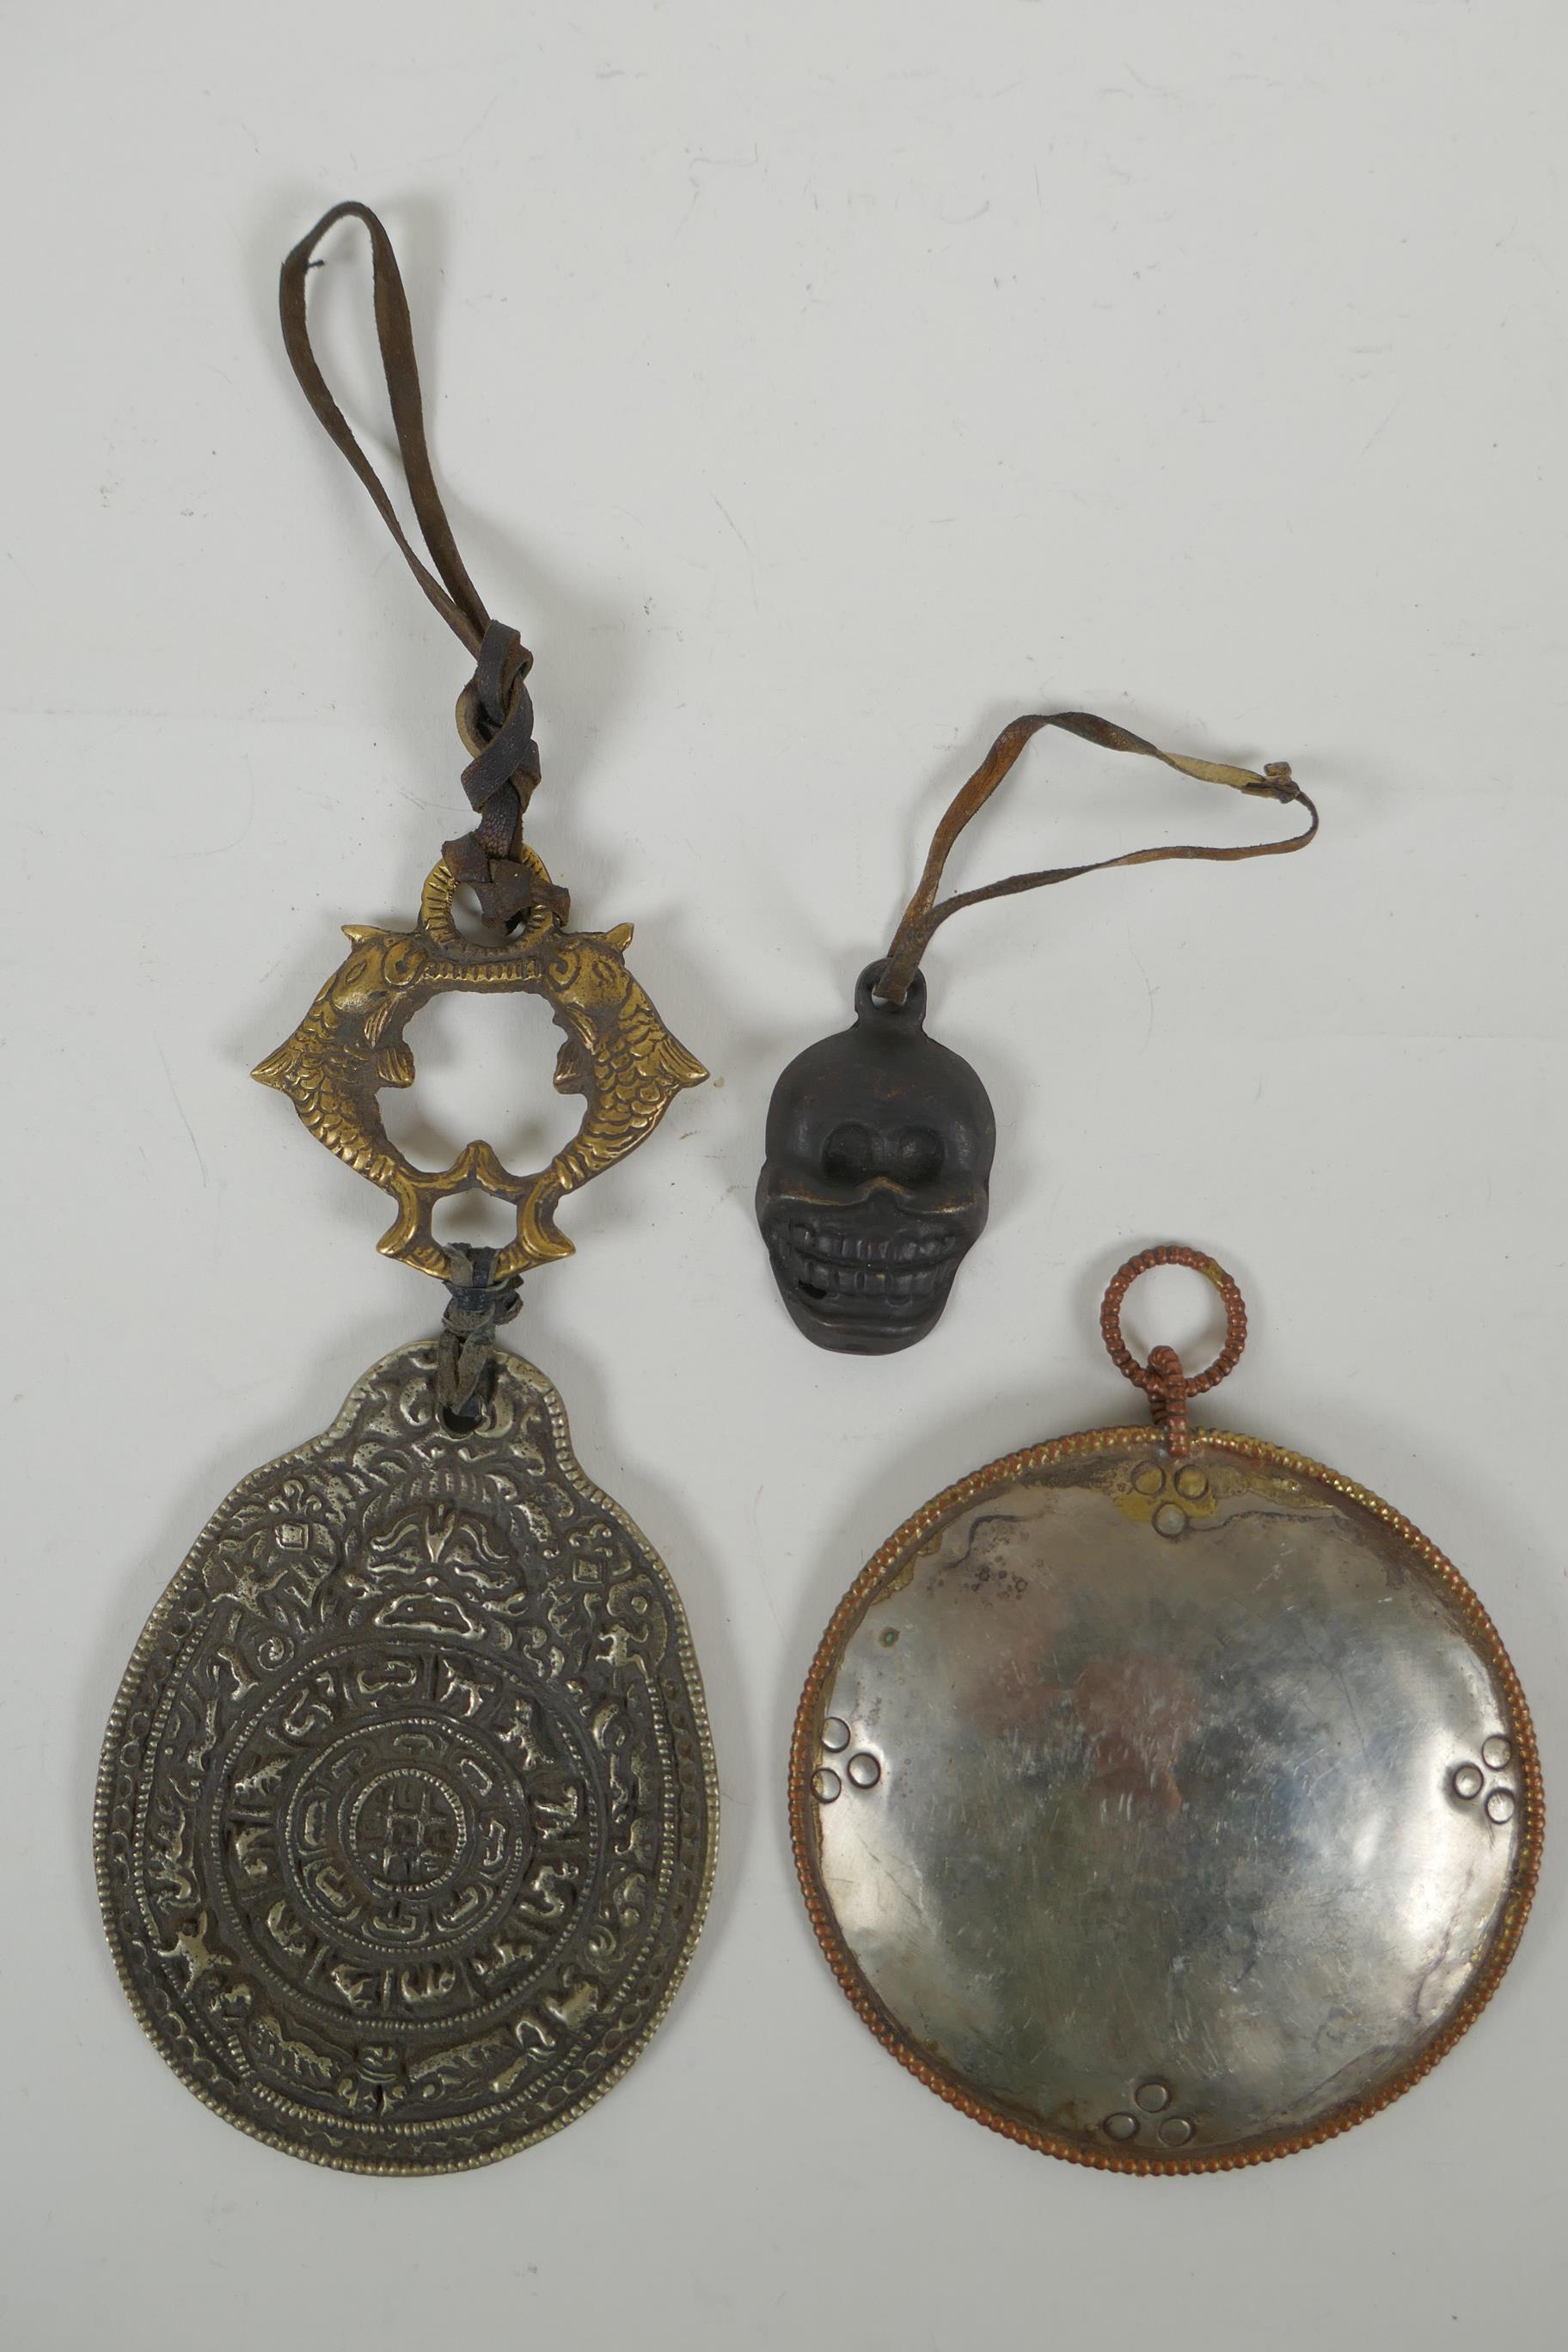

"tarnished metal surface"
[98,1344,715,2172]
[756,965,995,1352]
[793,1430,1540,2171]
[254,854,707,1282]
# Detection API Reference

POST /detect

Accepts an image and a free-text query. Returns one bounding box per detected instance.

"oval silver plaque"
[98,1343,716,2173]
[791,1265,1540,2173]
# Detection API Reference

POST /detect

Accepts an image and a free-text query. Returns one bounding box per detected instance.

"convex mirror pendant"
[757,717,1318,1351]
[791,1246,1540,2171]
[96,205,716,2171]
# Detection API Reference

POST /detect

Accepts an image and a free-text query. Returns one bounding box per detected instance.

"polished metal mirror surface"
[98,1343,715,2173]
[792,1430,1540,2172]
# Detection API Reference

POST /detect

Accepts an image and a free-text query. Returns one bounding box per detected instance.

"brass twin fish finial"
[254,854,707,1280]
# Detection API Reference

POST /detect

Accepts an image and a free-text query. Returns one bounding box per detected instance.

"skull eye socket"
[822,1122,877,1183]
[818,1121,946,1187]
[891,1125,944,1185]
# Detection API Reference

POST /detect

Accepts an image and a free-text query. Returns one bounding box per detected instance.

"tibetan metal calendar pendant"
[98,204,717,2168]
[790,1246,1541,2173]
[97,1341,714,2173]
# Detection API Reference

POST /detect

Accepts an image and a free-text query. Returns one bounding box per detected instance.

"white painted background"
[3,4,1564,2346]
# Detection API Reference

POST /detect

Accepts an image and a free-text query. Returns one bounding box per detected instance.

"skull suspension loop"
[878,708,1317,1008]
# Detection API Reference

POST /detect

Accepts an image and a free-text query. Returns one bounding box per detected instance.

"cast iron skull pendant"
[754,708,1318,1352]
[756,965,995,1352]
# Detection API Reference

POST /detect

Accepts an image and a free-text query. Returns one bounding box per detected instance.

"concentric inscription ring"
[228,1686,553,1990]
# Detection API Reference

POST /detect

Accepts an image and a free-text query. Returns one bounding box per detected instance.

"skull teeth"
[775,1240,957,1308]
[784,1222,958,1266]
[797,1259,936,1298]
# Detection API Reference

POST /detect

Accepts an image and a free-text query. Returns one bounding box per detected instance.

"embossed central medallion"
[348,1766,468,1895]
[271,1712,536,1972]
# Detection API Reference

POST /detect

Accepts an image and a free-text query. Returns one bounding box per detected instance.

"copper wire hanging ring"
[1099,1243,1248,1407]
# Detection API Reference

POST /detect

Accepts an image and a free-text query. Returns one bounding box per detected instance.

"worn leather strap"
[879,711,1319,1004]
[279,201,548,922]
